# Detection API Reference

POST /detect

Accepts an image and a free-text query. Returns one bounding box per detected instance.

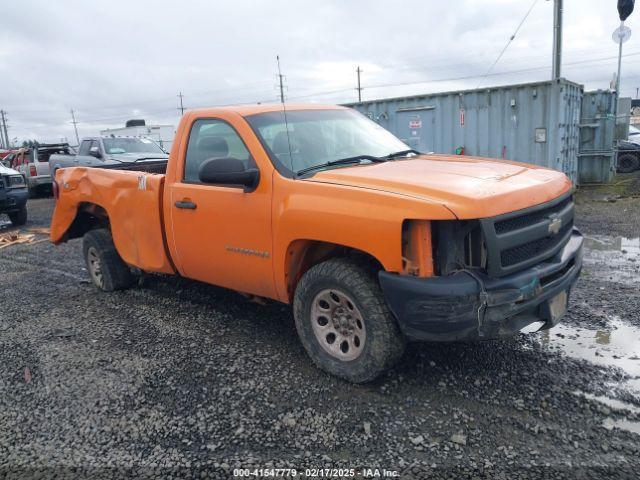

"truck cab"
[50,104,583,383]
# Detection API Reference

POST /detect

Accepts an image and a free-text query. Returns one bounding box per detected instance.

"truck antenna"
[277,55,295,175]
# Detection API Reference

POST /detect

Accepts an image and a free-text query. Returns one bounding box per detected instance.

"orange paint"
[50,104,573,304]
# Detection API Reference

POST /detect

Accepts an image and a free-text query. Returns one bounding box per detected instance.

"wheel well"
[65,203,110,240]
[284,240,383,301]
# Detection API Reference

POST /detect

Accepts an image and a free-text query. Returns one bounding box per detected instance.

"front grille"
[494,196,572,234]
[480,192,575,277]
[501,222,573,267]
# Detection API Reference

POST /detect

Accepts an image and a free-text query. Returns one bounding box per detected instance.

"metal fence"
[347,79,616,184]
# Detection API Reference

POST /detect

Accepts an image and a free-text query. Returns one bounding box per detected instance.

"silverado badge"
[548,216,562,235]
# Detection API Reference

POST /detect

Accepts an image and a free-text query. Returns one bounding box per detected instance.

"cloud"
[0,0,637,144]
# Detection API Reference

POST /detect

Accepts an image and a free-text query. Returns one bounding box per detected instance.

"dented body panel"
[51,167,175,274]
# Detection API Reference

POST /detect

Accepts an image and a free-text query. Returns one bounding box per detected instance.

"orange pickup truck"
[51,104,582,383]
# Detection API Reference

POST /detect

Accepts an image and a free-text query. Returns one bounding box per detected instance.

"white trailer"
[100,120,175,152]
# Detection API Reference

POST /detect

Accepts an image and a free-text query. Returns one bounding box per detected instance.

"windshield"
[245,109,410,174]
[629,125,640,136]
[102,137,166,155]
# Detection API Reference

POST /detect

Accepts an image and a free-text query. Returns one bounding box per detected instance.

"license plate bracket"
[548,290,568,322]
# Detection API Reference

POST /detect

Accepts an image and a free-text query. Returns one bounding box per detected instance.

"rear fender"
[50,167,175,274]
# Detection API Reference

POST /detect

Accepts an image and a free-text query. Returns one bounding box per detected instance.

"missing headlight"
[431,220,486,275]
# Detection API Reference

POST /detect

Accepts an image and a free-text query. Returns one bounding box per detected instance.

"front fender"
[271,175,456,302]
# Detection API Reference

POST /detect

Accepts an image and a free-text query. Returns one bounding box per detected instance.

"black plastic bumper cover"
[0,187,28,213]
[379,230,583,341]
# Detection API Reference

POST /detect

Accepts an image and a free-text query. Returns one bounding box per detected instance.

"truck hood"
[306,155,573,219]
[108,152,169,163]
[0,163,20,176]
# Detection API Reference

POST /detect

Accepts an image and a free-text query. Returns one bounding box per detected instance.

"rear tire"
[83,229,134,292]
[617,153,640,173]
[8,206,27,226]
[293,257,405,383]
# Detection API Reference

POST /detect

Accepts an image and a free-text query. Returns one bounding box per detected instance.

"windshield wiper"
[296,155,385,176]
[382,149,421,160]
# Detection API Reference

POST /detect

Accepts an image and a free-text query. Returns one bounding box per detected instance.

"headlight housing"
[7,175,26,188]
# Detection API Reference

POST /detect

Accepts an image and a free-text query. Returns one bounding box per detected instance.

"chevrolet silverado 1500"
[50,104,583,383]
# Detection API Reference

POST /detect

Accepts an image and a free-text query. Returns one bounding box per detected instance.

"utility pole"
[177,92,185,115]
[0,111,5,149]
[356,66,363,103]
[276,56,286,103]
[1,110,10,149]
[551,0,563,80]
[70,109,80,146]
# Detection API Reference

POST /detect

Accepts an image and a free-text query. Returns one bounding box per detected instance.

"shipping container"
[578,90,616,184]
[347,79,614,184]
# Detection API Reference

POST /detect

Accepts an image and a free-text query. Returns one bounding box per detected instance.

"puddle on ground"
[537,317,640,379]
[582,235,640,285]
[603,418,640,435]
[535,318,640,434]
[573,391,640,415]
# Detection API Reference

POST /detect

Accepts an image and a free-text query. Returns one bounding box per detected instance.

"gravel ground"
[0,194,639,479]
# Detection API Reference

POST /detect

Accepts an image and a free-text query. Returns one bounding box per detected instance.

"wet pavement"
[531,233,640,437]
[582,235,640,285]
[1,196,640,478]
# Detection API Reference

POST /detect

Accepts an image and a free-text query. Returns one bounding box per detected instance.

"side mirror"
[89,146,101,159]
[198,157,259,191]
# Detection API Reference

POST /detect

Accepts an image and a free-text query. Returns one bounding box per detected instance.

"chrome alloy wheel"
[310,289,366,361]
[86,246,104,288]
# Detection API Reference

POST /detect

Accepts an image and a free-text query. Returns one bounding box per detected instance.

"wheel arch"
[283,239,384,303]
[63,202,111,241]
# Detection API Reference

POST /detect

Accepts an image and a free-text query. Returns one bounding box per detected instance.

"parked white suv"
[11,143,73,196]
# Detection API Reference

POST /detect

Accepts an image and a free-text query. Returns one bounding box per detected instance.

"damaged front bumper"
[379,229,583,341]
[0,187,28,214]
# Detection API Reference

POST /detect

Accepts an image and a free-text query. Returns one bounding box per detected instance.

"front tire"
[8,206,27,226]
[293,258,405,383]
[83,229,134,292]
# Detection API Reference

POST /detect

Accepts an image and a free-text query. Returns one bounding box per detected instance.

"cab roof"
[188,103,347,118]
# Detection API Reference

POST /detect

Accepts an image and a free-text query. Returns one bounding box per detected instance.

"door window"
[183,119,253,183]
[78,140,92,156]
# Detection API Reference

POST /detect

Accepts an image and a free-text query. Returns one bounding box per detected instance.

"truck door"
[167,118,275,298]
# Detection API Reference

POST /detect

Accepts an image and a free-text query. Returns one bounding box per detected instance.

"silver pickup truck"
[49,137,169,176]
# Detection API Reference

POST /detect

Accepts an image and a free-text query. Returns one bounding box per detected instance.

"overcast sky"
[1,0,639,144]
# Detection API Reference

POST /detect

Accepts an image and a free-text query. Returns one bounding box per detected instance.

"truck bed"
[50,167,174,274]
[97,160,168,174]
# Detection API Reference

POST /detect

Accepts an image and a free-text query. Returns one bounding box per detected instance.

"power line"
[287,51,640,101]
[477,0,539,88]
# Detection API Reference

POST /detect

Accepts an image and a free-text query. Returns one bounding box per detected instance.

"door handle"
[175,200,197,210]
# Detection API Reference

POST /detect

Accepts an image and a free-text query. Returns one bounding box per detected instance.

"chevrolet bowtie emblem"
[548,216,562,235]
